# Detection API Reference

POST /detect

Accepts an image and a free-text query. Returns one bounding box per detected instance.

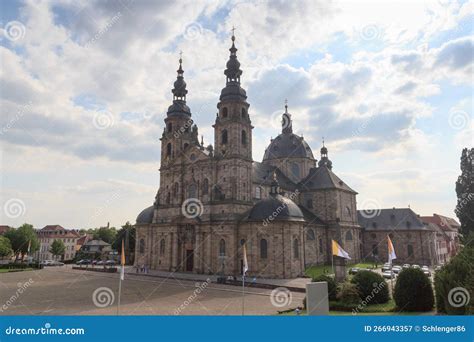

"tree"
[394,268,434,312]
[112,222,136,264]
[4,224,39,261]
[92,227,117,244]
[49,239,66,260]
[455,148,474,239]
[0,236,13,258]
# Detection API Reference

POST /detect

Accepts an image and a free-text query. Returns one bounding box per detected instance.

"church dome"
[247,194,304,222]
[263,133,314,161]
[136,205,154,224]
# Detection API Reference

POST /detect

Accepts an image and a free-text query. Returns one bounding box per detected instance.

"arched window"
[222,107,228,118]
[219,239,226,256]
[345,206,351,217]
[241,130,247,145]
[407,244,414,256]
[260,239,268,259]
[307,229,315,241]
[139,239,145,254]
[291,163,300,179]
[255,186,262,199]
[293,239,299,259]
[188,184,197,198]
[221,130,228,144]
[318,238,323,254]
[166,192,170,204]
[167,123,172,132]
[346,230,353,241]
[166,143,172,157]
[241,108,246,118]
[202,179,209,195]
[160,239,165,256]
[173,182,179,197]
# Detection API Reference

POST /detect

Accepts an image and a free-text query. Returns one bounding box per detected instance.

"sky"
[0,0,472,229]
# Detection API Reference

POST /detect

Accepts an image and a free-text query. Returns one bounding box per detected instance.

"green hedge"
[0,263,41,270]
[394,268,434,312]
[312,274,338,301]
[434,245,473,315]
[351,270,389,304]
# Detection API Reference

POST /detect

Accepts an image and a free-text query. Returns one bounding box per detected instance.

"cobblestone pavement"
[0,267,304,315]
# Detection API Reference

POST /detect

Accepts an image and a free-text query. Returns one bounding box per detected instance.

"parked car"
[76,259,91,265]
[105,260,116,266]
[412,264,421,269]
[421,266,431,276]
[382,270,395,279]
[96,260,105,265]
[402,264,411,269]
[382,263,391,272]
[434,265,442,272]
[392,266,402,274]
[40,260,54,266]
[52,260,64,266]
[348,267,360,275]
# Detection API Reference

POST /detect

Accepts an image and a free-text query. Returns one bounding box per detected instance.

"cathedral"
[134,34,362,278]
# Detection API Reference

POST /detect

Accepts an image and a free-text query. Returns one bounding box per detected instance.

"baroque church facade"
[134,34,362,278]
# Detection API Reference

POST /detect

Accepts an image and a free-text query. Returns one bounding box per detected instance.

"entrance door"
[186,250,194,272]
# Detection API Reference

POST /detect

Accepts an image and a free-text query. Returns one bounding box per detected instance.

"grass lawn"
[0,268,34,273]
[305,262,378,278]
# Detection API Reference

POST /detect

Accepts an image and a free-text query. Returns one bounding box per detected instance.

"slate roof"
[263,132,314,161]
[357,208,434,231]
[252,162,297,190]
[298,205,326,225]
[246,194,304,222]
[136,205,155,224]
[299,166,357,193]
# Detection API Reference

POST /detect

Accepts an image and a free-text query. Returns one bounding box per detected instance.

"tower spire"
[318,138,332,170]
[224,28,242,85]
[282,99,293,134]
[172,51,187,101]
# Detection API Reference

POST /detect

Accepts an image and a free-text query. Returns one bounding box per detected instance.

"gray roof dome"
[136,206,154,224]
[247,194,304,222]
[263,133,314,161]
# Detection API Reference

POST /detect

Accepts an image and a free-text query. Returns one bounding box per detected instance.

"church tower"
[212,32,253,203]
[213,32,253,160]
[160,55,199,167]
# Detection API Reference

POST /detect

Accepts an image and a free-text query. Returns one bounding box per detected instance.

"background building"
[35,225,81,261]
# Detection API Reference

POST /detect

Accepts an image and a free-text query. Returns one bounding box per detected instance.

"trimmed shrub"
[394,268,434,312]
[434,245,474,315]
[337,282,360,305]
[351,270,389,304]
[312,274,337,301]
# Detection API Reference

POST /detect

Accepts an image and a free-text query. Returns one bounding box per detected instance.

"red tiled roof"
[420,214,460,232]
[0,225,11,235]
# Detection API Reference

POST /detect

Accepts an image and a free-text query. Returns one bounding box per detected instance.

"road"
[0,267,304,315]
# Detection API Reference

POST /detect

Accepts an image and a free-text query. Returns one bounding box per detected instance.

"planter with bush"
[394,268,434,312]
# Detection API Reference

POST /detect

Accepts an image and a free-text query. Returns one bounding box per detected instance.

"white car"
[392,266,402,274]
[382,263,391,272]
[412,264,421,269]
[382,270,395,279]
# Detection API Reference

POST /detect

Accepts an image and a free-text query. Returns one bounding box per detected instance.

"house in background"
[80,239,112,260]
[0,225,11,235]
[420,213,461,264]
[35,225,82,261]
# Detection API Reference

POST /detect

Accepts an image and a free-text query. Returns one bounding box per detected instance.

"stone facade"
[134,35,362,279]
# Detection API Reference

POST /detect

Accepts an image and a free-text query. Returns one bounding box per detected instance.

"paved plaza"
[0,267,304,315]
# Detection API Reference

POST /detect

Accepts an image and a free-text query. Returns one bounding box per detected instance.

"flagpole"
[117,272,122,315]
[117,239,125,315]
[242,274,245,316]
[331,254,334,276]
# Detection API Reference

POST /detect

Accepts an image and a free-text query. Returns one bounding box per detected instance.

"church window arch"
[166,143,172,157]
[159,239,165,256]
[407,244,414,256]
[222,107,228,118]
[307,229,316,241]
[221,130,228,144]
[260,239,268,259]
[291,162,300,179]
[318,238,323,254]
[219,239,226,256]
[241,108,246,118]
[167,123,172,132]
[346,230,353,241]
[139,239,145,254]
[241,130,247,145]
[166,192,170,204]
[188,183,197,198]
[293,239,299,259]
